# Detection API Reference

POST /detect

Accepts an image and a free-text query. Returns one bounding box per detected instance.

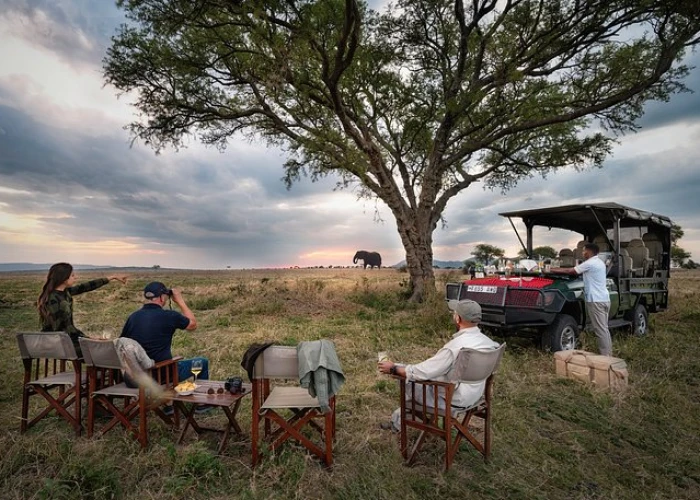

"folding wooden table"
[170,380,251,454]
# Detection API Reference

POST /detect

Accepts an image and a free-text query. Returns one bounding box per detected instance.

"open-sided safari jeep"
[446,203,673,351]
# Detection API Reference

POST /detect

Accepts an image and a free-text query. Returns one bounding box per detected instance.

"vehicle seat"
[627,239,649,276]
[619,249,633,277]
[642,233,663,266]
[559,248,575,267]
[592,235,610,252]
[573,240,586,262]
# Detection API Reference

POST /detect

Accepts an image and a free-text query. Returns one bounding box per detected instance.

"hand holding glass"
[191,359,203,385]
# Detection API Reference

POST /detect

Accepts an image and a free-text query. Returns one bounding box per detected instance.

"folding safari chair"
[79,338,180,448]
[397,343,506,471]
[251,346,337,467]
[17,332,85,436]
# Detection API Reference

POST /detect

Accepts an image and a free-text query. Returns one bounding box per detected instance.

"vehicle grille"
[462,277,555,308]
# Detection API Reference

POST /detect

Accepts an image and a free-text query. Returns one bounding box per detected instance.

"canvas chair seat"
[17,332,86,436]
[93,382,139,398]
[398,343,506,471]
[251,343,341,467]
[32,371,87,388]
[260,386,321,410]
[79,338,180,448]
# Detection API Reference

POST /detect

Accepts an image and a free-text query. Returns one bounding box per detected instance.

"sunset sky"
[1,0,699,270]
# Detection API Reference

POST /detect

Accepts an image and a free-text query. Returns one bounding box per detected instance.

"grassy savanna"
[0,268,698,499]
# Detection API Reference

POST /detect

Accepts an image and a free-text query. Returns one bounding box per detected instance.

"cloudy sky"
[1,1,699,270]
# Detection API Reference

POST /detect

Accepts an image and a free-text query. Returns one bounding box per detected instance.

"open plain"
[0,268,698,499]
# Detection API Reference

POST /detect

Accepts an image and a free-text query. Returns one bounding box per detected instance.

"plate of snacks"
[174,381,197,396]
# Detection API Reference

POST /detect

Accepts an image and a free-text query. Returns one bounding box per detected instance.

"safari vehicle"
[446,203,673,351]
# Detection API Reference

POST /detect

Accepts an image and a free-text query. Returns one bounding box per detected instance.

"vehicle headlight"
[543,290,558,306]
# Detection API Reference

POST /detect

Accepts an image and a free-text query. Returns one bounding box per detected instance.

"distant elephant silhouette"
[353,250,382,269]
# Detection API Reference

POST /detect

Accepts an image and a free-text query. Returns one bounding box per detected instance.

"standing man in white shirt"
[552,242,612,356]
[378,299,499,432]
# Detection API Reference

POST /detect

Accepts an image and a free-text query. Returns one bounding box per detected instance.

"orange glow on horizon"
[299,249,357,260]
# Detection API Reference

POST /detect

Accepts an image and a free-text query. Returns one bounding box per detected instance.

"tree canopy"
[518,245,557,259]
[671,223,685,245]
[471,243,505,265]
[671,223,692,265]
[104,0,700,300]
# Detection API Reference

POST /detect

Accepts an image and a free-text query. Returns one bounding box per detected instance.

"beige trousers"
[587,301,612,356]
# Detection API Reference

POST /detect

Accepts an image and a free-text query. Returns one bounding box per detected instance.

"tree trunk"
[396,215,436,302]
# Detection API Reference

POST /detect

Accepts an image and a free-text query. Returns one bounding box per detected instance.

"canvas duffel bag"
[554,349,628,390]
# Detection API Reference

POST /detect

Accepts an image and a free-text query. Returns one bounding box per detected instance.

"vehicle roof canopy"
[499,202,673,234]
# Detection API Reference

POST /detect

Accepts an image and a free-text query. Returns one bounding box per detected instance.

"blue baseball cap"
[144,281,171,299]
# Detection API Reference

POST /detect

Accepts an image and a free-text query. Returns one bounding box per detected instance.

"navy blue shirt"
[120,303,190,362]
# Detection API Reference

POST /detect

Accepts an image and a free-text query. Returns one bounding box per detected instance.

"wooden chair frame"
[397,344,505,471]
[17,332,85,436]
[79,338,180,448]
[251,346,336,467]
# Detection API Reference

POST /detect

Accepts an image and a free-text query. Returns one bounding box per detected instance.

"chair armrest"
[393,375,453,389]
[409,379,453,388]
[397,377,457,414]
[153,357,182,369]
[150,357,182,386]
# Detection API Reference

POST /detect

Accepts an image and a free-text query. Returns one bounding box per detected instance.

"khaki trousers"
[587,301,612,356]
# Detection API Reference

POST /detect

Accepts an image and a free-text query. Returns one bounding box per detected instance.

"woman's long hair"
[37,262,73,322]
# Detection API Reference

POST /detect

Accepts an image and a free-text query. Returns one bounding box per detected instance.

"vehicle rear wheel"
[543,315,578,352]
[628,304,648,337]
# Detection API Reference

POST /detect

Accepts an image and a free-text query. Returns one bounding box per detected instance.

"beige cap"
[447,299,482,323]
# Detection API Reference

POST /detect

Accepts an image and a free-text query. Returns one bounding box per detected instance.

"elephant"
[353,250,382,269]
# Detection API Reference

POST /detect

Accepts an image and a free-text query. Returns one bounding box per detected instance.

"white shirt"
[404,327,499,408]
[575,256,610,303]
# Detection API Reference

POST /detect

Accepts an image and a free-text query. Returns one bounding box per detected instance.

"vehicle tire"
[543,315,579,352]
[627,304,649,337]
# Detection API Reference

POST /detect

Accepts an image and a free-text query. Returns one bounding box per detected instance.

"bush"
[682,259,698,269]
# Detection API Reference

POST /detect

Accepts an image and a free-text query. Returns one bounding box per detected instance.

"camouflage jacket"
[40,278,109,342]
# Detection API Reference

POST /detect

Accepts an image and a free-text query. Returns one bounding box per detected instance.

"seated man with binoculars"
[121,281,211,412]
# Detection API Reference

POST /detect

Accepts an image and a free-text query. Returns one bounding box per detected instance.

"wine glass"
[191,359,203,385]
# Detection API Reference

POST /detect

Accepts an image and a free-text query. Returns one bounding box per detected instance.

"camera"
[224,376,243,394]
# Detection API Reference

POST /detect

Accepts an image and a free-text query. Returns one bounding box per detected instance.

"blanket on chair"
[297,340,345,413]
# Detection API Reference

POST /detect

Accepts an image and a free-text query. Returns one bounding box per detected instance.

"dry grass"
[0,268,698,499]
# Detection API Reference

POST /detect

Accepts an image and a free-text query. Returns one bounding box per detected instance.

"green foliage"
[671,223,684,244]
[671,223,691,265]
[682,259,698,269]
[188,295,230,311]
[349,289,402,312]
[36,456,122,500]
[672,245,691,264]
[103,0,700,300]
[517,245,557,259]
[471,243,505,265]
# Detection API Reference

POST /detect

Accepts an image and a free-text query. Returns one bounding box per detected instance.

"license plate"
[467,285,498,293]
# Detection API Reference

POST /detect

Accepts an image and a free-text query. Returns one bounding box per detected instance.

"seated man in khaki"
[378,299,499,431]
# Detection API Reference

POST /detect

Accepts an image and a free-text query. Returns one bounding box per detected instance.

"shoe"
[194,404,214,414]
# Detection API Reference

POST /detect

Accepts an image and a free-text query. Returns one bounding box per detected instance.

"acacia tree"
[518,246,557,259]
[471,244,505,265]
[104,0,700,301]
[671,223,692,266]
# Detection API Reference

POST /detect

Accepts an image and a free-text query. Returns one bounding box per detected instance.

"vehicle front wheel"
[543,315,579,352]
[628,304,649,337]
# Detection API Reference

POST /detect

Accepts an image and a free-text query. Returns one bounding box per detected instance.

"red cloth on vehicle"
[467,276,554,289]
